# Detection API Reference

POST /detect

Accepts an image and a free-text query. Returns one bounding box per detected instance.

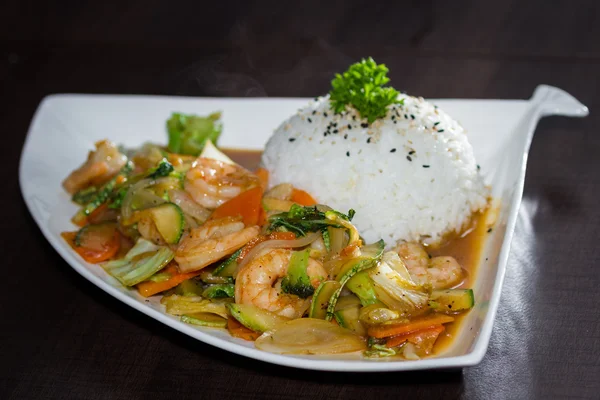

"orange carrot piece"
[61,227,121,264]
[136,263,201,297]
[255,168,269,189]
[227,317,261,341]
[385,325,445,348]
[368,314,454,339]
[290,188,317,206]
[210,186,264,226]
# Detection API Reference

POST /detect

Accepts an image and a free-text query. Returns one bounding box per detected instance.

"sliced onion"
[255,318,366,355]
[121,178,154,222]
[168,189,211,223]
[237,232,320,272]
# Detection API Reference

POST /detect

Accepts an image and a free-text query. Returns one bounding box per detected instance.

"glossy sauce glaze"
[223,148,491,356]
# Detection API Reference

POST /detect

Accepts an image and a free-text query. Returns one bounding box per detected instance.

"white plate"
[19,86,588,372]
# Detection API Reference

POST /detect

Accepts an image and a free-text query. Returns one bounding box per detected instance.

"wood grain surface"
[1,1,599,399]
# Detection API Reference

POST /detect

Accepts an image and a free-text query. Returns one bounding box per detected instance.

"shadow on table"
[25,206,463,387]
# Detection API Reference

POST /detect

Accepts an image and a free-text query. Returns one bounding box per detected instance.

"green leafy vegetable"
[147,158,174,179]
[329,57,403,124]
[267,204,355,237]
[103,238,174,286]
[167,112,222,155]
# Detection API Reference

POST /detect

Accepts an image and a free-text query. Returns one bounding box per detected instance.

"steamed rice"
[261,95,489,246]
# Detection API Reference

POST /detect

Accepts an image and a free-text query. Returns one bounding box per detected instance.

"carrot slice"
[210,186,263,226]
[255,168,269,189]
[290,188,317,206]
[385,325,445,348]
[136,263,201,297]
[367,314,454,339]
[62,225,120,264]
[227,317,261,341]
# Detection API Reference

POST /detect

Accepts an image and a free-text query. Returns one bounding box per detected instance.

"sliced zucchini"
[333,306,367,336]
[146,203,184,244]
[309,280,342,319]
[181,312,228,328]
[429,289,475,313]
[346,271,385,307]
[324,240,385,321]
[212,248,242,277]
[226,303,289,333]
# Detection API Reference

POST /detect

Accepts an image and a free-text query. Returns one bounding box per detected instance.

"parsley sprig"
[329,57,403,124]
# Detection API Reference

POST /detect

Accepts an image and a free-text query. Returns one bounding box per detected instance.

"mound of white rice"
[261,95,489,246]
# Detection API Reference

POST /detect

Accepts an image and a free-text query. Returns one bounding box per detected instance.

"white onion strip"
[168,189,211,223]
[236,232,321,273]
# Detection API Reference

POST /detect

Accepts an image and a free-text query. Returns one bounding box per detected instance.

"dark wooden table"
[2,1,599,399]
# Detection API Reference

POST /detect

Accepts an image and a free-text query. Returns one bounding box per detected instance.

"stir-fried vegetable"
[136,263,201,297]
[368,251,429,315]
[103,238,174,286]
[281,249,314,298]
[167,111,222,155]
[254,318,366,354]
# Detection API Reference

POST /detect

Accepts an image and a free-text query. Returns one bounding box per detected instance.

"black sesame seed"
[390,148,397,153]
[323,132,327,137]
[391,115,395,120]
[434,121,440,126]
[324,112,328,117]
[361,123,368,128]
[410,114,415,120]
[423,165,430,168]
[288,138,296,142]
[438,129,445,132]
[393,120,397,124]
[346,151,350,157]
[333,129,338,134]
[409,150,415,155]
[404,114,408,119]
[352,115,356,120]
[307,118,312,123]
[344,134,348,139]
[348,124,352,129]
[407,156,412,162]
[487,228,493,233]
[333,122,337,127]
[312,110,316,115]
[367,137,372,144]
[477,164,481,170]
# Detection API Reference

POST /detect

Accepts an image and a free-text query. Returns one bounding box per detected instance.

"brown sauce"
[223,148,491,357]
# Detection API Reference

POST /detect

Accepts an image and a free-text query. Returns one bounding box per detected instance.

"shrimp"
[175,216,260,272]
[62,140,127,194]
[184,158,260,208]
[395,242,464,289]
[235,248,327,318]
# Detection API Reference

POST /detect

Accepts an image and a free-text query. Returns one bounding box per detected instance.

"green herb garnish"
[329,57,403,124]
